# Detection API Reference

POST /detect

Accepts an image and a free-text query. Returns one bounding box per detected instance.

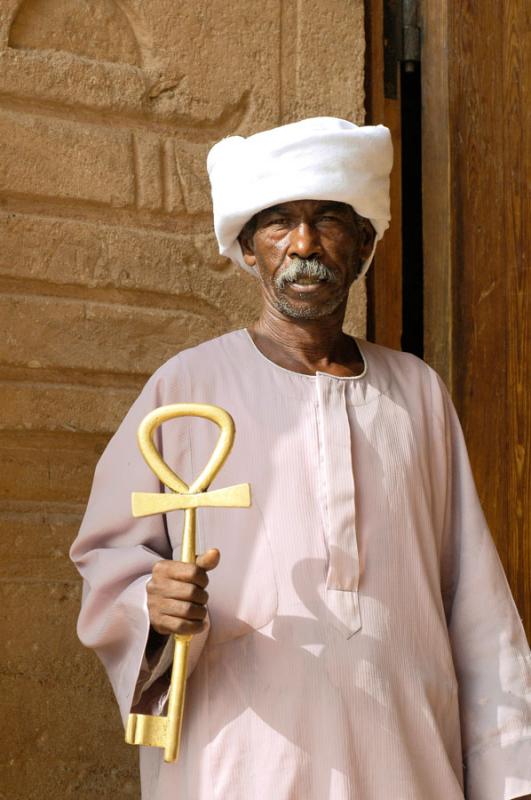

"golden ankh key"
[125,403,251,762]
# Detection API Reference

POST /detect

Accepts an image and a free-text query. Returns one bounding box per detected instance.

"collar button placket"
[316,374,362,638]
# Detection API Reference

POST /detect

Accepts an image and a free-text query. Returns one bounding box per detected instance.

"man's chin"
[272,294,345,320]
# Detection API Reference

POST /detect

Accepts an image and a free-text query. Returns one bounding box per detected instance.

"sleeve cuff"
[132,617,210,707]
[132,634,175,706]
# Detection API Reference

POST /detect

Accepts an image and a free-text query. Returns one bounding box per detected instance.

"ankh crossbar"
[125,403,251,762]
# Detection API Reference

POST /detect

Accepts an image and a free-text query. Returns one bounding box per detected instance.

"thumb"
[196,548,220,571]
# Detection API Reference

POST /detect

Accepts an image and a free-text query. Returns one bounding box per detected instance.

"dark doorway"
[400,62,423,357]
[365,0,423,358]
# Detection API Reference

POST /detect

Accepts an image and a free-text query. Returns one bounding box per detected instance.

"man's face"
[239,199,375,320]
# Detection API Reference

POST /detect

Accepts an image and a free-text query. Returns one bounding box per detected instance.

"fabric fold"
[316,374,361,637]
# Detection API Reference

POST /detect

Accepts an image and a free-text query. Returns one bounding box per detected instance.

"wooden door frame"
[364,0,403,351]
[365,0,452,380]
[419,0,453,389]
[418,0,530,635]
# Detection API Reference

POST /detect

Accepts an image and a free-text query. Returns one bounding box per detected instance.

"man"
[71,118,531,799]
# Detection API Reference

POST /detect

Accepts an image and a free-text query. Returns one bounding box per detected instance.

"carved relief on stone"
[2,0,252,247]
[9,0,141,66]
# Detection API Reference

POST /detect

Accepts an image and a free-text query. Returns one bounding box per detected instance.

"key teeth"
[125,712,168,748]
[125,713,138,744]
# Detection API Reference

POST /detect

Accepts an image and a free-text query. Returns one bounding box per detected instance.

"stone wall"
[0,1,366,796]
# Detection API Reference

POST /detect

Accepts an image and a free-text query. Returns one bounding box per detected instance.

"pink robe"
[71,329,531,800]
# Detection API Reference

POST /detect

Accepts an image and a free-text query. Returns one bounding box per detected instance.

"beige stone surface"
[0,382,137,433]
[0,512,82,580]
[0,1,367,796]
[1,582,135,798]
[0,294,226,374]
[9,0,142,66]
[1,430,107,503]
[0,109,135,205]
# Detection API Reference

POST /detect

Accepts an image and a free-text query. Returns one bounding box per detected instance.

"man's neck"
[248,307,365,377]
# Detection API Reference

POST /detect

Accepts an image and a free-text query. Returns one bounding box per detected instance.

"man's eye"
[268,218,289,226]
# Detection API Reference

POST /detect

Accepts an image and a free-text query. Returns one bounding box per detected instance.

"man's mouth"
[274,257,338,290]
[289,276,325,286]
[287,277,330,294]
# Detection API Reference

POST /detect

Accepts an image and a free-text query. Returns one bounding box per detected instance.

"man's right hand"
[147,549,220,637]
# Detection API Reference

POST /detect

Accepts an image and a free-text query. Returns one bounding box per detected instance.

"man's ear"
[239,238,257,268]
[359,220,376,261]
[238,222,257,268]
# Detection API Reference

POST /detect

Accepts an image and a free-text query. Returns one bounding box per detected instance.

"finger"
[155,615,206,637]
[154,561,209,588]
[166,583,209,606]
[147,577,209,605]
[196,548,220,571]
[159,599,207,622]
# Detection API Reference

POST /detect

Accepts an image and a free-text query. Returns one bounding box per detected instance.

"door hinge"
[401,0,421,71]
[383,0,421,98]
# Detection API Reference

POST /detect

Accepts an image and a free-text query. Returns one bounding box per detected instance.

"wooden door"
[366,0,530,638]
[421,0,530,638]
[364,0,403,350]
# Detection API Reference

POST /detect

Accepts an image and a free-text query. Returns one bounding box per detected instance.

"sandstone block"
[1,580,84,687]
[172,140,212,214]
[134,131,168,211]
[294,0,365,122]
[0,294,223,375]
[0,46,252,134]
[0,579,140,792]
[0,677,137,799]
[9,0,141,66]
[0,109,135,206]
[0,47,148,117]
[1,212,198,291]
[0,212,261,322]
[0,382,137,434]
[0,431,106,504]
[0,511,82,581]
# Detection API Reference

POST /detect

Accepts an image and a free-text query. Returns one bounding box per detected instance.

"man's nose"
[287,222,321,259]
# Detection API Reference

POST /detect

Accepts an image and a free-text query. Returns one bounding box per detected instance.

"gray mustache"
[275,257,337,289]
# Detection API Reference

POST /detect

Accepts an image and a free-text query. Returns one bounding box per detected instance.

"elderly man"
[71,118,531,800]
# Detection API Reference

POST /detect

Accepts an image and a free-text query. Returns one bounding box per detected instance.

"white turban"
[207,117,393,276]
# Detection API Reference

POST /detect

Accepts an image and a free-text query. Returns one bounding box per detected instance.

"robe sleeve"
[70,363,209,725]
[437,376,531,800]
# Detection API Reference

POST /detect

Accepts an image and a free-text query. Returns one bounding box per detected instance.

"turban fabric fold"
[207,117,393,276]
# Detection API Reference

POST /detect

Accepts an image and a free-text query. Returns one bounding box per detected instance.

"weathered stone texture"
[0,294,225,374]
[9,0,142,66]
[0,382,137,433]
[0,1,366,796]
[1,584,134,799]
[0,512,83,580]
[0,109,135,204]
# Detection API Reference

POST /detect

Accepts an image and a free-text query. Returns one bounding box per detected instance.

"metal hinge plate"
[383,0,421,98]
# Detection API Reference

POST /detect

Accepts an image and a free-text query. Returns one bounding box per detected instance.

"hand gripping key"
[125,403,251,762]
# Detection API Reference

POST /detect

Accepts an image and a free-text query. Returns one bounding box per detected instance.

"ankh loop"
[125,403,251,762]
